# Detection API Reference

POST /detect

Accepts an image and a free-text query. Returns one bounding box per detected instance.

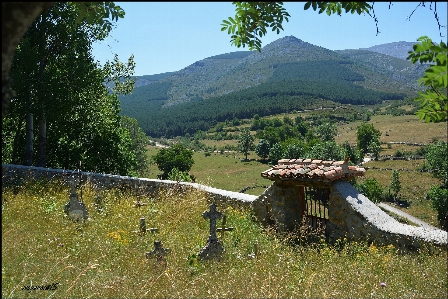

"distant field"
[335,114,447,146]
[145,147,269,196]
[145,113,445,226]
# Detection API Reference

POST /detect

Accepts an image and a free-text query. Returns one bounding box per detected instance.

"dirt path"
[378,202,439,230]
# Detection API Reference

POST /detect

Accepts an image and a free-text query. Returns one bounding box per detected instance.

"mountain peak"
[264,35,308,49]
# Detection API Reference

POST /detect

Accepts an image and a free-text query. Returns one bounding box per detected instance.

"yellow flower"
[369,244,378,254]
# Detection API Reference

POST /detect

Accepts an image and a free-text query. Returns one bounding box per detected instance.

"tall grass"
[2,179,447,298]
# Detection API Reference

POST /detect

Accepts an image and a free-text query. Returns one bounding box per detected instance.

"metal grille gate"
[303,186,330,236]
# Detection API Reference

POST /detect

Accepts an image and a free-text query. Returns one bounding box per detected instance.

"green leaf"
[304,2,311,10]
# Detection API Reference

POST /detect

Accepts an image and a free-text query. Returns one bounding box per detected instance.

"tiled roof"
[261,158,365,182]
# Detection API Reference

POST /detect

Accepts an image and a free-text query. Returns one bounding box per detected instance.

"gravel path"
[378,202,440,230]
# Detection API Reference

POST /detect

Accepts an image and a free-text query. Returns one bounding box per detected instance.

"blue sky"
[92,2,447,77]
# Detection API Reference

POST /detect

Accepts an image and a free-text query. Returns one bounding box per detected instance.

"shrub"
[426,185,448,230]
[355,178,384,203]
[152,144,194,179]
[390,170,401,200]
[167,167,195,183]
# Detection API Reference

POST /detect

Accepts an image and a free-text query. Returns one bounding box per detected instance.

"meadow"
[144,114,446,227]
[2,114,447,298]
[2,179,447,298]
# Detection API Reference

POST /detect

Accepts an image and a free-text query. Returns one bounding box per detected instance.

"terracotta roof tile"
[261,158,366,182]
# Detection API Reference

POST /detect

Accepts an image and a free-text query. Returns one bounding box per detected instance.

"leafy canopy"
[237,128,255,160]
[221,2,370,52]
[407,36,447,123]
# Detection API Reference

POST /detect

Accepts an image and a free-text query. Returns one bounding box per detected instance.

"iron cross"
[202,203,222,241]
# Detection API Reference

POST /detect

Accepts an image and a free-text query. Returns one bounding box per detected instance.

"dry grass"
[146,147,270,195]
[335,115,447,145]
[360,159,441,226]
[2,179,447,299]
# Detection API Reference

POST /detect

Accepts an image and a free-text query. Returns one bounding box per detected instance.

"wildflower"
[58,243,64,247]
[380,282,386,287]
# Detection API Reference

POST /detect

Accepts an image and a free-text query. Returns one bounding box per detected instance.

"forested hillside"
[133,78,405,138]
[118,36,425,138]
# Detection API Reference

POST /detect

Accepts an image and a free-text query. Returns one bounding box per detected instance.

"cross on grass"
[217,215,234,239]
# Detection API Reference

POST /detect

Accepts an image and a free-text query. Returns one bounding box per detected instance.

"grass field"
[2,111,447,298]
[146,113,446,226]
[335,114,447,147]
[2,180,447,298]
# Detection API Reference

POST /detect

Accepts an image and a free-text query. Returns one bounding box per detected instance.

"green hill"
[118,36,425,138]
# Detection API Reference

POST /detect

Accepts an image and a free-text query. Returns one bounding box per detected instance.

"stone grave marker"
[146,240,170,261]
[134,217,159,234]
[133,181,149,208]
[198,203,225,260]
[133,198,149,208]
[248,242,259,259]
[64,179,88,221]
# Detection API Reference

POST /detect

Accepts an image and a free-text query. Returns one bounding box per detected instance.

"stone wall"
[252,180,447,251]
[1,164,257,211]
[328,181,447,250]
[3,164,446,251]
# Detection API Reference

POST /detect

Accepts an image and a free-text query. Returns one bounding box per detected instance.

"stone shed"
[253,158,447,250]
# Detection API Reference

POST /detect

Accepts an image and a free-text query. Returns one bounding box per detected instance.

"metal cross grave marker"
[203,202,222,241]
[134,217,159,234]
[146,240,170,260]
[216,215,234,239]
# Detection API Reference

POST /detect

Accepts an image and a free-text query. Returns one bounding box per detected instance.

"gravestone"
[134,199,148,208]
[146,240,170,261]
[134,217,159,234]
[198,203,225,260]
[64,179,88,221]
[248,242,259,259]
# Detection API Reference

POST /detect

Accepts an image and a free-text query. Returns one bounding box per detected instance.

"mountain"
[118,36,427,138]
[359,41,417,60]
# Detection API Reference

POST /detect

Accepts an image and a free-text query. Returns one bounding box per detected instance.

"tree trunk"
[37,117,46,167]
[2,2,54,118]
[11,117,25,164]
[25,112,33,165]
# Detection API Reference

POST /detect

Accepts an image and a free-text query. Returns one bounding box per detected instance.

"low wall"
[328,181,447,250]
[1,164,257,210]
[3,164,446,251]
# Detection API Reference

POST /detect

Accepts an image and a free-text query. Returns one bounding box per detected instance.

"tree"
[407,36,447,123]
[423,141,447,229]
[121,116,149,176]
[152,144,194,180]
[342,140,362,165]
[356,123,381,155]
[237,128,255,160]
[390,170,401,201]
[367,138,382,160]
[2,2,139,175]
[316,122,338,142]
[269,142,283,164]
[222,2,447,123]
[307,141,344,161]
[2,2,126,119]
[283,140,306,159]
[255,139,270,161]
[426,185,447,230]
[424,141,448,185]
